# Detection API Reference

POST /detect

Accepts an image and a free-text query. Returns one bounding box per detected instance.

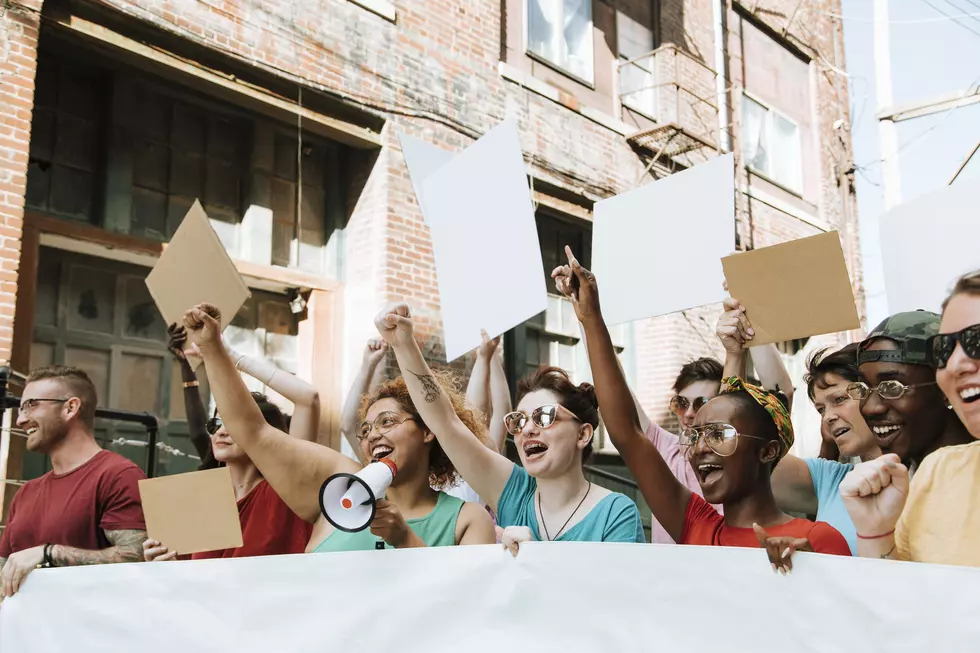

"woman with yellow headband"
[553,247,851,571]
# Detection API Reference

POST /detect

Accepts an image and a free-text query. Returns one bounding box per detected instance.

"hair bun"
[577,382,599,408]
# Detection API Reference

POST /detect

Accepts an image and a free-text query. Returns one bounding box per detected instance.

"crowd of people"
[2,251,978,600]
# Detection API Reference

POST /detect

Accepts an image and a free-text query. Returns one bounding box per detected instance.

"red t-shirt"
[0,449,146,557]
[680,493,851,556]
[191,480,311,560]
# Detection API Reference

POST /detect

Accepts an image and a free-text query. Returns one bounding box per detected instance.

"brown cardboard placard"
[145,199,250,340]
[138,467,243,556]
[722,231,860,346]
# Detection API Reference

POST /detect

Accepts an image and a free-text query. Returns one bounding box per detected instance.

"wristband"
[182,381,200,389]
[856,529,895,540]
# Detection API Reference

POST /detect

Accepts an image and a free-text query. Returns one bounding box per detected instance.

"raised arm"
[554,247,690,541]
[230,347,321,442]
[487,343,512,453]
[465,330,494,418]
[839,454,908,559]
[167,324,216,469]
[183,304,358,522]
[717,297,793,407]
[340,339,388,455]
[375,304,514,513]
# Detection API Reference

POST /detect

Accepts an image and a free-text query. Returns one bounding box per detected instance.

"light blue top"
[805,458,857,554]
[496,465,645,543]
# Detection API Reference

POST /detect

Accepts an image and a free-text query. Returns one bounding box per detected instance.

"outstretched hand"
[716,298,755,354]
[374,303,416,349]
[550,246,600,324]
[167,323,187,362]
[181,303,223,356]
[753,523,812,575]
[477,329,500,359]
[363,338,389,367]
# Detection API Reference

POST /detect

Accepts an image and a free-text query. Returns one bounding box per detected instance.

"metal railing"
[617,44,721,154]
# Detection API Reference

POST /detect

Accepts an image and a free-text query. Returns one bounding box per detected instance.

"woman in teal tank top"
[375,303,645,548]
[178,305,496,553]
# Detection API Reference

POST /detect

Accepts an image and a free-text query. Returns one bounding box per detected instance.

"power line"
[917,0,980,38]
[826,9,980,22]
[944,0,980,25]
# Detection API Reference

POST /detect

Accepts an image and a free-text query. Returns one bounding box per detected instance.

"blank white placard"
[399,132,454,225]
[592,153,735,325]
[880,179,980,314]
[421,120,547,361]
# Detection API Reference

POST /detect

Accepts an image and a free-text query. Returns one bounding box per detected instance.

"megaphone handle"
[375,541,385,550]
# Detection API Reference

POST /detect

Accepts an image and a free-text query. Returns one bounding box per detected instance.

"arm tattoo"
[880,544,897,560]
[408,370,441,403]
[51,529,146,567]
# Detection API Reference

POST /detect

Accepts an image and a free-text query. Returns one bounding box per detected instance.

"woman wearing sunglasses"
[142,393,312,561]
[178,304,495,553]
[553,247,849,569]
[841,271,980,566]
[372,304,644,548]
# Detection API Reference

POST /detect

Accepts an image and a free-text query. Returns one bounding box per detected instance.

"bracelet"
[233,353,246,371]
[36,543,54,569]
[856,529,895,540]
[182,381,200,389]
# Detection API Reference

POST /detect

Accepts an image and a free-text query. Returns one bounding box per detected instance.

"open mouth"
[696,463,724,486]
[372,445,394,460]
[522,440,548,460]
[871,424,902,447]
[831,426,850,439]
[959,387,980,404]
[25,426,38,436]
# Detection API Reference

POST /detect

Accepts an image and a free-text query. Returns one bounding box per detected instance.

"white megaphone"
[319,458,398,532]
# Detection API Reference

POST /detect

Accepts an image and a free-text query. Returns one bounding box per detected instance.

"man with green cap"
[852,310,972,470]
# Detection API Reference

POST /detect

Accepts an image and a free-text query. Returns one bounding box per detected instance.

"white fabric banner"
[3,543,979,652]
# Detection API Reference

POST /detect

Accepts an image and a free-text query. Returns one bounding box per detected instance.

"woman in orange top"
[553,247,850,570]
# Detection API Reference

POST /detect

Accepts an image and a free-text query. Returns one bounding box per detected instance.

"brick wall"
[0,0,42,362]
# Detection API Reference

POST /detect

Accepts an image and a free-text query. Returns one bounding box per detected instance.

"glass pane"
[741,96,769,175]
[564,0,594,83]
[274,133,298,181]
[526,333,540,366]
[64,347,110,404]
[528,0,562,66]
[66,265,115,334]
[210,118,243,162]
[30,341,55,368]
[171,104,206,154]
[35,251,60,327]
[169,150,205,199]
[25,160,51,211]
[29,108,55,161]
[133,139,170,193]
[50,165,92,221]
[771,113,802,191]
[59,66,100,121]
[131,187,168,240]
[123,276,166,340]
[616,11,653,60]
[206,158,240,211]
[118,353,162,414]
[53,115,96,170]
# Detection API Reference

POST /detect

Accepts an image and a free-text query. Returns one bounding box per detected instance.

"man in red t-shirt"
[0,366,147,598]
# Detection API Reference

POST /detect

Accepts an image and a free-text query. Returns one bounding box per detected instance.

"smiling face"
[16,379,74,454]
[358,398,432,483]
[859,340,946,462]
[812,373,879,460]
[513,389,591,479]
[675,379,721,429]
[937,293,980,439]
[687,395,780,505]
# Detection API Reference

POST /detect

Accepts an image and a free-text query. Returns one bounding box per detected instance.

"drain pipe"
[713,0,732,153]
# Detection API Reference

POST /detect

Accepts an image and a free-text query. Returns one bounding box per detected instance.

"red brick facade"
[0,0,862,454]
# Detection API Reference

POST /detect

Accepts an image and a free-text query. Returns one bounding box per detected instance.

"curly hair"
[358,372,490,490]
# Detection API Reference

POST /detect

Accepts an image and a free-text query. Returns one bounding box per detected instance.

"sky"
[840,0,980,326]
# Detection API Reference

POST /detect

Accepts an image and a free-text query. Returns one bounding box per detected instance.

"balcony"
[617,45,722,166]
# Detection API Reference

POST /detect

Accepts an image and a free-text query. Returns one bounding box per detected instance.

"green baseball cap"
[857,310,940,366]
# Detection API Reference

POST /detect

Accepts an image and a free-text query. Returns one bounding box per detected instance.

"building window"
[741,94,803,193]
[527,0,594,84]
[617,10,656,117]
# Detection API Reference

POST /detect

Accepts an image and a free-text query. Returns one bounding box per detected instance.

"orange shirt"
[680,493,851,556]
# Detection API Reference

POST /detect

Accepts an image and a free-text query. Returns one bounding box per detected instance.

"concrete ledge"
[740,185,830,232]
[498,61,634,137]
[349,0,396,22]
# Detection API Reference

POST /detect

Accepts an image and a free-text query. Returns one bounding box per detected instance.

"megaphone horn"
[319,458,398,533]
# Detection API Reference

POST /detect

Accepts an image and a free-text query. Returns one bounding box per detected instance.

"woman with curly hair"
[180,304,495,552]
[373,303,645,554]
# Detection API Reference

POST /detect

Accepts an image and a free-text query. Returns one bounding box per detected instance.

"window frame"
[740,90,804,196]
[524,0,596,88]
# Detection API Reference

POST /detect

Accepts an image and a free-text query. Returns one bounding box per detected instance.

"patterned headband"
[721,376,794,459]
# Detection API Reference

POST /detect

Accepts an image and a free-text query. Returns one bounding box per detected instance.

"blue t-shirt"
[805,458,857,554]
[496,465,645,543]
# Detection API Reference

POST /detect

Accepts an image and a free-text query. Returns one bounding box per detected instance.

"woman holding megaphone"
[374,304,645,551]
[181,304,495,552]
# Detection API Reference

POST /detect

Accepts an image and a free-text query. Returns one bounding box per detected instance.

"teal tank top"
[312,491,464,553]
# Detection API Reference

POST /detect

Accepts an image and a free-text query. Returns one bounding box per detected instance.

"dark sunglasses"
[669,395,710,417]
[930,324,980,369]
[206,416,223,435]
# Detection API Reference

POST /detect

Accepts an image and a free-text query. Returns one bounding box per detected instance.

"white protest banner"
[880,178,980,314]
[4,543,978,653]
[420,120,547,361]
[592,153,734,325]
[398,132,454,225]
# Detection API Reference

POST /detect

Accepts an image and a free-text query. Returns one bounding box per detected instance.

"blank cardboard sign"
[880,180,980,314]
[421,120,547,361]
[722,231,860,346]
[592,153,735,325]
[145,200,250,331]
[399,132,454,225]
[138,467,243,556]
